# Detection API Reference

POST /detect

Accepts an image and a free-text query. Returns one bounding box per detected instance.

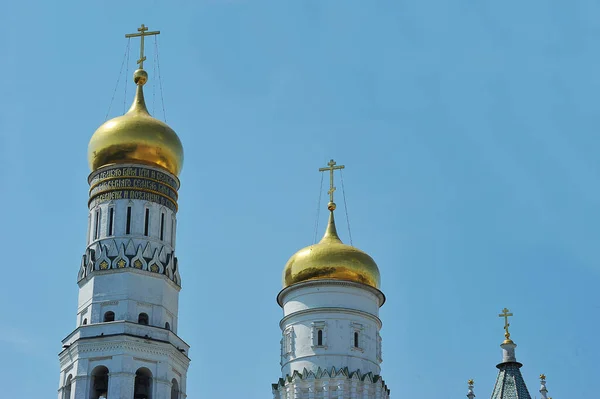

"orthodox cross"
[125,24,160,69]
[498,307,513,339]
[319,159,345,204]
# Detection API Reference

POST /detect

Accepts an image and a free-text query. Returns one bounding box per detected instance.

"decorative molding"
[277,279,386,307]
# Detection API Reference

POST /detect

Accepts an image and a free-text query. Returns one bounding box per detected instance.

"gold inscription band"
[88,188,178,212]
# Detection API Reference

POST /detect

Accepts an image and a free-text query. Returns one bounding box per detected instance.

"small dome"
[283,211,381,289]
[88,72,183,176]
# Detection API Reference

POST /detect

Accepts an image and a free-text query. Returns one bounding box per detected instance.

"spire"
[321,210,343,244]
[490,309,533,399]
[539,374,549,399]
[466,379,475,399]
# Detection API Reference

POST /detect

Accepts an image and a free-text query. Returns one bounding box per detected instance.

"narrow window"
[82,318,87,325]
[165,322,171,330]
[144,208,150,236]
[317,329,323,346]
[103,311,115,322]
[354,331,359,348]
[171,218,176,244]
[93,210,100,240]
[171,378,180,399]
[108,207,114,236]
[160,212,165,241]
[138,313,149,325]
[126,206,132,234]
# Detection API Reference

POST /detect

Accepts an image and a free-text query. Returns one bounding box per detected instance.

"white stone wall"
[278,281,385,378]
[58,333,189,399]
[87,199,177,248]
[77,270,181,333]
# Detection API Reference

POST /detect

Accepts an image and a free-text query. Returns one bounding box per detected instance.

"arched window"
[82,318,88,325]
[103,311,115,322]
[165,322,171,331]
[160,212,165,241]
[134,367,152,399]
[170,378,180,399]
[354,331,359,348]
[138,313,149,325]
[63,374,72,399]
[90,366,109,399]
[317,329,323,346]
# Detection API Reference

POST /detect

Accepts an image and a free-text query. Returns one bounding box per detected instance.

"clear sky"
[0,1,598,398]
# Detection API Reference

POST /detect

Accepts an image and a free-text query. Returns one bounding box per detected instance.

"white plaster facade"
[59,164,189,399]
[274,280,390,399]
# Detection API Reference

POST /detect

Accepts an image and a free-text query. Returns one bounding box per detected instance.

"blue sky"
[0,1,598,397]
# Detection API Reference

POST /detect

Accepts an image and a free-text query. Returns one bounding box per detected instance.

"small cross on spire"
[498,308,514,342]
[125,24,160,70]
[319,159,345,211]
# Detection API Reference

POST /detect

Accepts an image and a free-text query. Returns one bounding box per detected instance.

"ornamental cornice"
[277,280,386,307]
[279,307,382,330]
[60,335,190,369]
[78,240,181,288]
[271,366,390,395]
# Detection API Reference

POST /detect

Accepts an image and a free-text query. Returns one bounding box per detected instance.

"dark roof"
[490,363,532,399]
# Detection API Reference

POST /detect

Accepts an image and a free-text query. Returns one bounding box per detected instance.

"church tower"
[272,160,390,399]
[58,25,189,399]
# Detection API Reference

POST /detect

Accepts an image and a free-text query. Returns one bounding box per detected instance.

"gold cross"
[319,159,345,205]
[125,24,160,69]
[498,307,513,340]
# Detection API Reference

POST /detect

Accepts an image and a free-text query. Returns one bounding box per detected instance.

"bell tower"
[58,25,189,399]
[272,160,390,399]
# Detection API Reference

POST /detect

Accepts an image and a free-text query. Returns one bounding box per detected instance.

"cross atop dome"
[319,159,345,211]
[125,24,160,70]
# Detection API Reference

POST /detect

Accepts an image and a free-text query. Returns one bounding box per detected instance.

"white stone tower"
[272,160,390,399]
[58,25,189,399]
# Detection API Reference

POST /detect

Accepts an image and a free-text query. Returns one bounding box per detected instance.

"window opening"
[103,311,115,322]
[354,331,359,348]
[134,367,152,399]
[138,313,149,325]
[82,318,88,325]
[90,366,109,399]
[93,210,100,240]
[63,374,72,399]
[160,212,165,241]
[165,322,171,330]
[144,208,150,236]
[108,207,114,236]
[171,378,180,399]
[126,206,132,234]
[317,329,323,346]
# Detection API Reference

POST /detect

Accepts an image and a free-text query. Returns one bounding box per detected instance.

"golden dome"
[88,69,184,176]
[283,210,381,289]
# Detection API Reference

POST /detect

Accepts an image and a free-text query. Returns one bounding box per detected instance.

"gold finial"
[468,379,474,386]
[499,307,514,343]
[319,159,345,211]
[125,24,160,84]
[540,374,546,381]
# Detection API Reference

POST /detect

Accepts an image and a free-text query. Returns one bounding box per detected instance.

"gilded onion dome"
[283,207,381,289]
[88,69,184,176]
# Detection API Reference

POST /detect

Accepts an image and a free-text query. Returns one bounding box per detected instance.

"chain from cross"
[319,159,345,205]
[498,307,513,339]
[125,24,160,70]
